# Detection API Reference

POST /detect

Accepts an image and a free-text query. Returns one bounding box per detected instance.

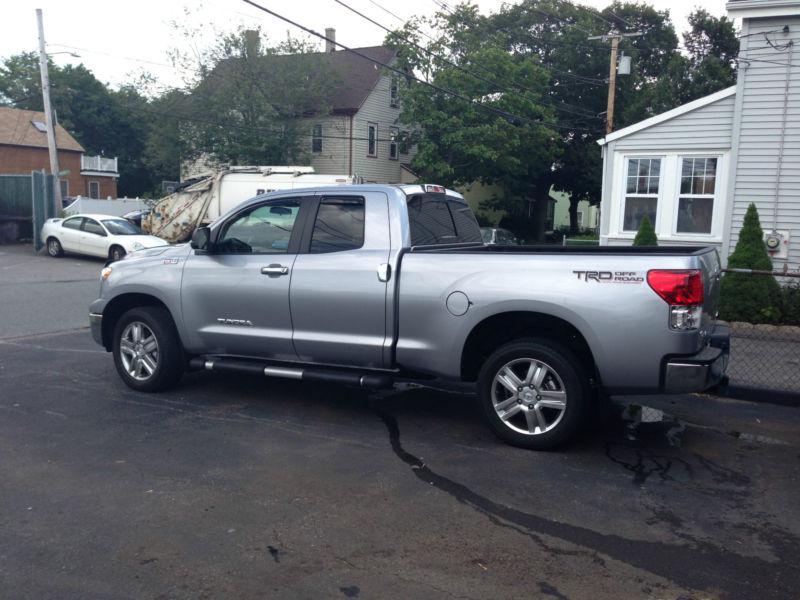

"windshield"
[102,219,142,235]
[480,228,494,243]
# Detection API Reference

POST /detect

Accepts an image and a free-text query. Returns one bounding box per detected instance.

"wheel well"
[109,244,125,256]
[101,293,171,350]
[460,311,598,383]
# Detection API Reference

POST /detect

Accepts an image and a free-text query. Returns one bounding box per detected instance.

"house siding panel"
[351,74,409,183]
[729,17,800,267]
[611,94,736,151]
[302,116,352,176]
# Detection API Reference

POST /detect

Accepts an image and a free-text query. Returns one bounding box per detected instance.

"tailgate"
[696,248,722,331]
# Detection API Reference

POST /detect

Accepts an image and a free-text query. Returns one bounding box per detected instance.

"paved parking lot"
[1,245,799,599]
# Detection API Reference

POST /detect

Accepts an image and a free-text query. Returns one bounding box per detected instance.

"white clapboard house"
[597,0,800,269]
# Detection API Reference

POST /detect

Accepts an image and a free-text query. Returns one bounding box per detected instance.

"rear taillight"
[647,270,704,330]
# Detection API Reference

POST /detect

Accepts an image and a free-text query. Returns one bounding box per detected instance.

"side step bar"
[188,357,394,389]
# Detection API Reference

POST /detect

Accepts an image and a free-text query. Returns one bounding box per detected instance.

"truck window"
[217,200,300,254]
[407,194,482,246]
[310,197,365,253]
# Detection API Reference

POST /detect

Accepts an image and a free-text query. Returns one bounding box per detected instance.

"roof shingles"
[0,106,84,152]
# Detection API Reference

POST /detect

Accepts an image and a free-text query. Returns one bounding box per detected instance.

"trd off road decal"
[572,270,644,284]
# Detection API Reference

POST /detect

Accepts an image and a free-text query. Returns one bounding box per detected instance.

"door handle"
[261,264,289,276]
[377,263,391,282]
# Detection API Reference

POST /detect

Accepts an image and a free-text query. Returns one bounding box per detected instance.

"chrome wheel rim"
[48,240,59,255]
[119,321,159,381]
[491,358,567,436]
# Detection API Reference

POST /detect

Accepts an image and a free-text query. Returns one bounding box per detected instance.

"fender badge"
[162,258,180,264]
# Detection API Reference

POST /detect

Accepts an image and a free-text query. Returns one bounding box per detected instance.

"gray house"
[597,0,800,270]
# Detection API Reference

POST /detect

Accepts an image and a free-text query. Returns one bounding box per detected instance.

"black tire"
[109,245,126,262]
[112,306,184,392]
[477,338,590,450]
[47,237,64,257]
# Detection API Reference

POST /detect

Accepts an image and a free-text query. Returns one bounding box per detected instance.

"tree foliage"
[719,203,782,324]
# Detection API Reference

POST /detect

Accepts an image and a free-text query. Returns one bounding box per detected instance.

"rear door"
[59,216,84,251]
[289,193,391,368]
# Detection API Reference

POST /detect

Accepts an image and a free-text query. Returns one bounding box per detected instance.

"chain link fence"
[721,270,800,400]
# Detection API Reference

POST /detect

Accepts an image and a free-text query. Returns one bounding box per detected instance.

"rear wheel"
[112,306,184,392]
[477,338,589,449]
[47,237,63,257]
[109,245,126,262]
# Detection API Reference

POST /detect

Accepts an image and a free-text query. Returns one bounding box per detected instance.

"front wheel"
[109,245,126,262]
[112,306,184,392]
[477,338,589,450]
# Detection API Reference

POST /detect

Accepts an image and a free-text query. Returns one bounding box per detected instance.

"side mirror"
[191,226,211,251]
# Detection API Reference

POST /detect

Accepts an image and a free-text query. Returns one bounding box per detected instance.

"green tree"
[632,215,658,246]
[388,4,565,241]
[719,203,782,323]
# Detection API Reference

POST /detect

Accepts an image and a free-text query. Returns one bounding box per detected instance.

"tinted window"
[407,195,482,246]
[62,217,83,230]
[83,219,106,236]
[218,200,300,254]
[310,197,365,253]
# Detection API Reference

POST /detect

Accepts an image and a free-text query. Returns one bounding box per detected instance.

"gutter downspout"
[348,114,354,176]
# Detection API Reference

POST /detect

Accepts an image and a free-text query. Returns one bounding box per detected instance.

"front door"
[290,193,391,369]
[181,197,305,360]
[80,217,109,257]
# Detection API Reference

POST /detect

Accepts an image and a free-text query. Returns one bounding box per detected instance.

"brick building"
[0,106,118,199]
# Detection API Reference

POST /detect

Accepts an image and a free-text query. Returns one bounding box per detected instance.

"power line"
[238,0,591,131]
[331,0,602,120]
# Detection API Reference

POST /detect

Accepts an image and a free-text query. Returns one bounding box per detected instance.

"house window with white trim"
[623,158,660,231]
[367,123,377,157]
[676,157,716,234]
[312,124,323,153]
[390,77,399,107]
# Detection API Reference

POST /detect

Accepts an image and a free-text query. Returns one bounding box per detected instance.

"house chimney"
[325,28,336,52]
[243,29,260,58]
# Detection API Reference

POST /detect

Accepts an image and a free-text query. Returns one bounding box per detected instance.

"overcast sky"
[3,0,729,89]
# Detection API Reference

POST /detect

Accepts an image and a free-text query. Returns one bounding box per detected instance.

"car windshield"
[102,219,142,235]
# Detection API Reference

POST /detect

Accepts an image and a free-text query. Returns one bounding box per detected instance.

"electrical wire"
[238,0,592,131]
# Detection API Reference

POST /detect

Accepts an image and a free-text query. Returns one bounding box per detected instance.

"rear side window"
[407,194,481,246]
[62,217,83,230]
[310,197,365,253]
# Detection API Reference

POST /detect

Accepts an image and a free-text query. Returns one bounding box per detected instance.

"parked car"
[481,227,520,245]
[42,214,168,262]
[88,184,729,449]
[122,208,151,228]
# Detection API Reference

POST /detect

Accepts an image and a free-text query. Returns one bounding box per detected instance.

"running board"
[188,357,394,389]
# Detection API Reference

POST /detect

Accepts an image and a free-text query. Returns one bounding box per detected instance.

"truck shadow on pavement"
[166,371,800,600]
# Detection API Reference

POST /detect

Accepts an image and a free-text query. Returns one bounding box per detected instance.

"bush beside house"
[632,216,658,246]
[719,203,783,324]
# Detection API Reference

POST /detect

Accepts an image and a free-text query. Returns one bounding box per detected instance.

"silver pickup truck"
[90,184,729,449]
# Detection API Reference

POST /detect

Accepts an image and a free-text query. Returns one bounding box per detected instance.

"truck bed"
[410,243,714,255]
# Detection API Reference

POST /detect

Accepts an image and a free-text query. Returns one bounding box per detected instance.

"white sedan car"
[41,213,169,262]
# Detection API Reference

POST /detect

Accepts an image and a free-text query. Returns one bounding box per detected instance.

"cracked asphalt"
[1,245,799,599]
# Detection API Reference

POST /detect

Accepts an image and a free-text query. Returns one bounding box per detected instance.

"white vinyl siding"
[725,17,800,267]
[299,115,351,176]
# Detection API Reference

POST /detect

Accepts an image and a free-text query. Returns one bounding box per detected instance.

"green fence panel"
[0,174,33,218]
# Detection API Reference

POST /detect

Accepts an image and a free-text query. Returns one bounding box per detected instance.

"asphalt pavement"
[1,244,799,600]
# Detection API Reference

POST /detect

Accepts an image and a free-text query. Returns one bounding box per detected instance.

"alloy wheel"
[119,321,159,381]
[491,358,567,435]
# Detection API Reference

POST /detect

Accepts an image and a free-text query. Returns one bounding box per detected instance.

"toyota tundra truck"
[89,184,729,449]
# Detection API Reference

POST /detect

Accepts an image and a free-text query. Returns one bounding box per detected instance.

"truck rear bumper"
[663,324,730,393]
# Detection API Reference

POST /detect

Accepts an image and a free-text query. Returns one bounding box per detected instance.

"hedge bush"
[632,216,658,246]
[719,203,783,324]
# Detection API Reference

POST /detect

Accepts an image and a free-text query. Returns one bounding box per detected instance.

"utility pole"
[588,31,643,135]
[36,8,62,207]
